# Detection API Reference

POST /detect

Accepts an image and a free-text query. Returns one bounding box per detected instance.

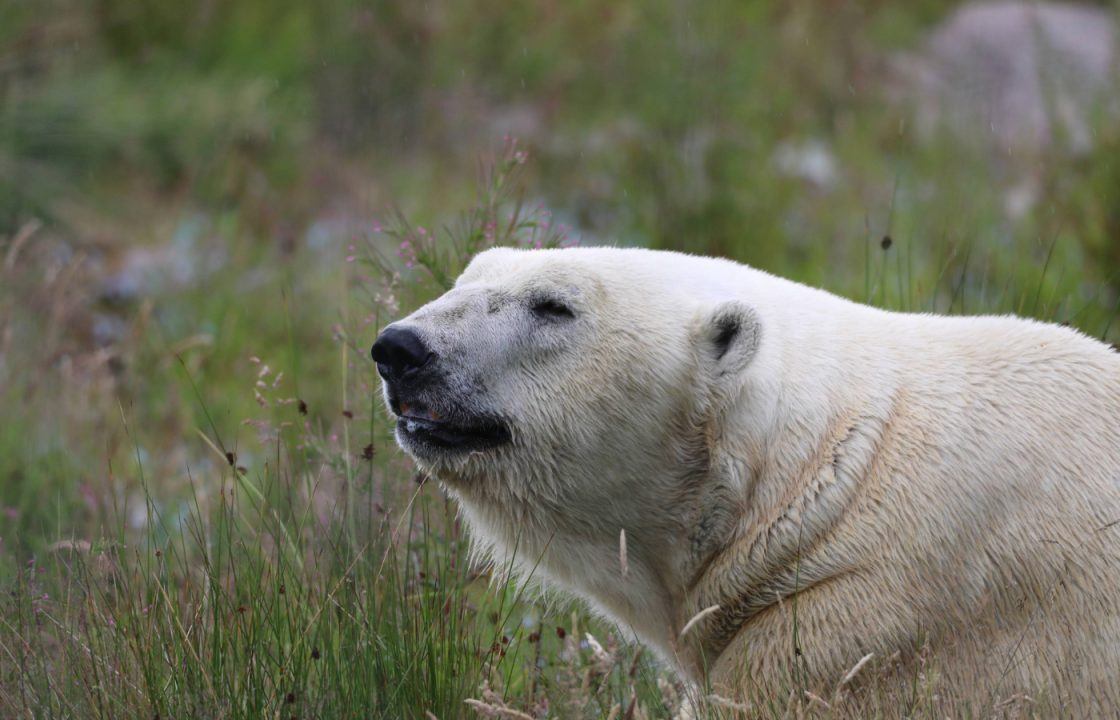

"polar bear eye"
[530,297,575,321]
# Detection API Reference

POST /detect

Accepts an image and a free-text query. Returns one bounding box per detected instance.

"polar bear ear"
[700,300,762,379]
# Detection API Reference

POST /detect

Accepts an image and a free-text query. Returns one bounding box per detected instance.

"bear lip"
[395,412,511,455]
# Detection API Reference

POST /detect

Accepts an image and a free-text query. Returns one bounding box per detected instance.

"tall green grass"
[1,396,670,718]
[0,145,672,719]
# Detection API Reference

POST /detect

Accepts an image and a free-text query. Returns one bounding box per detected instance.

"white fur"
[383,247,1120,711]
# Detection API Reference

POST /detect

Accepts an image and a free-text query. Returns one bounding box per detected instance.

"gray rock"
[98,212,226,304]
[893,1,1117,153]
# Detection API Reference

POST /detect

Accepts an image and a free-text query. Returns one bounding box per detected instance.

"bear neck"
[679,306,902,674]
[443,446,706,673]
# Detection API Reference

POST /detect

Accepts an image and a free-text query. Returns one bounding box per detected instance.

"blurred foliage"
[1,0,1118,545]
[3,0,1117,294]
[2,0,1120,541]
[2,0,1119,549]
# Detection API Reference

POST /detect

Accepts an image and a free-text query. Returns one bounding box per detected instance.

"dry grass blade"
[805,690,831,710]
[619,528,629,579]
[995,694,1034,709]
[707,693,751,712]
[47,540,92,553]
[463,698,535,720]
[3,218,41,271]
[838,652,874,689]
[679,604,720,639]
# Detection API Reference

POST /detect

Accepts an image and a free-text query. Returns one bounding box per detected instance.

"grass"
[1,324,671,718]
[3,0,1120,717]
[0,146,676,720]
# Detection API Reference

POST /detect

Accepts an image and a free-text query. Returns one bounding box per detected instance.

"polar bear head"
[371,247,763,661]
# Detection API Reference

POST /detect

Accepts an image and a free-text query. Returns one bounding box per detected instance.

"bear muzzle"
[372,325,512,459]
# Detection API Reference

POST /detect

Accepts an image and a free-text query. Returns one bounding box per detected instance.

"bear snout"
[371,325,436,380]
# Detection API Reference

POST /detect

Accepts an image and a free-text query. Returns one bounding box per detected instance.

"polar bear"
[371,247,1120,713]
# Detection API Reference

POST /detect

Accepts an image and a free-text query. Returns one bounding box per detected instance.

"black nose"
[371,326,434,378]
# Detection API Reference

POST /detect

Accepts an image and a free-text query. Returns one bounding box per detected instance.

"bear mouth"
[395,409,511,455]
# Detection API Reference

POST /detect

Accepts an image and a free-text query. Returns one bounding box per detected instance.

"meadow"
[2,1,1119,717]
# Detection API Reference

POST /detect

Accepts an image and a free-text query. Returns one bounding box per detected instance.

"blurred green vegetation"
[5,0,1119,289]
